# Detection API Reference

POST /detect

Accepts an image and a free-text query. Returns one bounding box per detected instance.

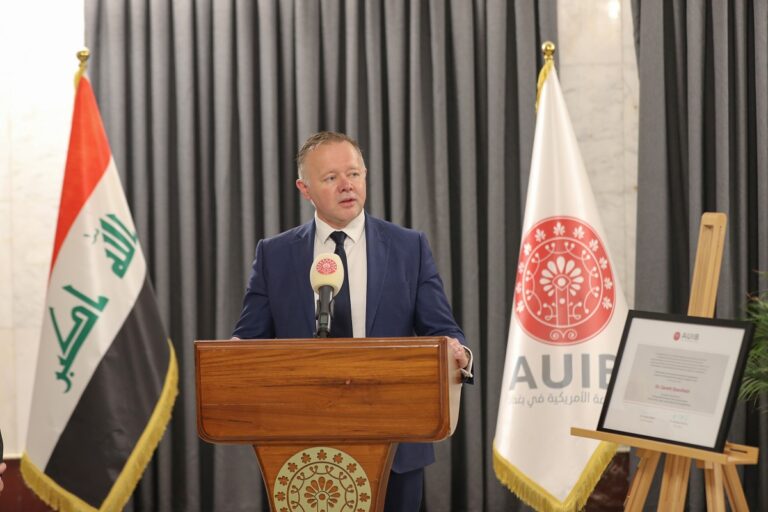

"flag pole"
[536,41,556,111]
[74,48,90,89]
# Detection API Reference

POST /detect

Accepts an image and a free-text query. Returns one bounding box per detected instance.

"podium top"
[195,337,462,444]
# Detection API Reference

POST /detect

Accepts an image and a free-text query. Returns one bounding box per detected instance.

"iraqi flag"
[493,60,628,511]
[21,76,178,511]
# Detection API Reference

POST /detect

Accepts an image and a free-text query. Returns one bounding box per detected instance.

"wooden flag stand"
[572,213,759,511]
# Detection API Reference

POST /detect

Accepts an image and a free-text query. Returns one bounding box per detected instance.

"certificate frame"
[597,310,754,452]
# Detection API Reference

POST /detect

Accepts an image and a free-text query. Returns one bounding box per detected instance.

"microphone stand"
[315,286,334,337]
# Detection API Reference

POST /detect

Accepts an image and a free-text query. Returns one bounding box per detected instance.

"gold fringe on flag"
[21,339,179,512]
[493,441,618,512]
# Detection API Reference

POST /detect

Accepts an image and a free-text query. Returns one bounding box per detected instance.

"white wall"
[0,0,639,458]
[0,0,84,457]
[559,0,639,307]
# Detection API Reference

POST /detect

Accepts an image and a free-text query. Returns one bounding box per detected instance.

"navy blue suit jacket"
[233,214,466,473]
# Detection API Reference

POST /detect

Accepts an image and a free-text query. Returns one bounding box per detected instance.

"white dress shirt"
[312,211,473,377]
[313,211,367,338]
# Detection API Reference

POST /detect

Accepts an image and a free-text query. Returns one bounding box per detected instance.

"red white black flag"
[22,76,178,512]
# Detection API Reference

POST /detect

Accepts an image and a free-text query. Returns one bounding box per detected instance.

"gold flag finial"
[536,41,556,111]
[74,48,90,89]
[541,41,556,61]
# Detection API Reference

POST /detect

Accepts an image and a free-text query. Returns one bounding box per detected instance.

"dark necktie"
[330,231,353,338]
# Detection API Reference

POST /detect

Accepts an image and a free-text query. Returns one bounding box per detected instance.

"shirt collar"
[314,210,366,244]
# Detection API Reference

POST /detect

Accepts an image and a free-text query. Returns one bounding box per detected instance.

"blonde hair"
[296,131,365,180]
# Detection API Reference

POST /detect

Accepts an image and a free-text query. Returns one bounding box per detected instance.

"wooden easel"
[572,213,759,511]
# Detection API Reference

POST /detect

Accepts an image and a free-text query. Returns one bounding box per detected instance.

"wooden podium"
[195,336,462,511]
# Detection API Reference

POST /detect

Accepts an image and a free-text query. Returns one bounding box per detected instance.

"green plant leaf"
[739,291,768,403]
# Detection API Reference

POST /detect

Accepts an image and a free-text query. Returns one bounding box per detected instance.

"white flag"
[493,64,628,512]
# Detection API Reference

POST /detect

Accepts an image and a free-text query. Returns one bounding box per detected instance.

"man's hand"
[447,337,469,369]
[0,462,6,494]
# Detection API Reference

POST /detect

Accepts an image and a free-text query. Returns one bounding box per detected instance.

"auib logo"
[673,331,699,342]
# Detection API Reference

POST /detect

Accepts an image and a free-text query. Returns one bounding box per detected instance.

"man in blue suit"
[233,131,473,511]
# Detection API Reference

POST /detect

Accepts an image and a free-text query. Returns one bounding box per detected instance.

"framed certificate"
[597,310,754,452]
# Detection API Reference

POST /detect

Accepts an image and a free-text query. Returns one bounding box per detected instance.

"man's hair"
[296,131,365,180]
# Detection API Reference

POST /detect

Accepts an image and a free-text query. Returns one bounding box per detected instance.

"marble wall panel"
[0,0,17,457]
[3,0,83,456]
[558,0,638,306]
[1,73,10,332]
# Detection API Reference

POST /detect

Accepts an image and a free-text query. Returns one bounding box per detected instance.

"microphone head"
[310,253,344,295]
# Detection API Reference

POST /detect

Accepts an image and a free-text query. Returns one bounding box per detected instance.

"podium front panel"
[196,337,458,444]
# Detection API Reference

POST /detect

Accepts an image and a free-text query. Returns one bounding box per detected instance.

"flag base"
[0,458,51,512]
[583,451,629,511]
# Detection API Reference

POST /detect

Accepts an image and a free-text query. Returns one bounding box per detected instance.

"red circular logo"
[514,217,616,345]
[316,258,338,275]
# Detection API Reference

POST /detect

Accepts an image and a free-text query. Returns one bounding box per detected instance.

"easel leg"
[657,455,690,511]
[723,463,750,512]
[625,449,661,512]
[703,462,725,512]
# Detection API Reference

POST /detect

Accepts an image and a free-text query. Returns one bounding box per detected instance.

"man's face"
[296,141,367,229]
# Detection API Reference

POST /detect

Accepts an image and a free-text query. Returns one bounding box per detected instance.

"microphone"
[309,253,344,338]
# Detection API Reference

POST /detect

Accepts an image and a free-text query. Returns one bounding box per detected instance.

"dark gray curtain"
[85,0,557,510]
[633,0,768,509]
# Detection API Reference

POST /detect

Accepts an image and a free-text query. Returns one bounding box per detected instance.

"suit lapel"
[291,220,316,336]
[365,215,389,336]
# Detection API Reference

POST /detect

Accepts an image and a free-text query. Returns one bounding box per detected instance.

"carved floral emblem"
[305,477,341,507]
[273,446,371,511]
